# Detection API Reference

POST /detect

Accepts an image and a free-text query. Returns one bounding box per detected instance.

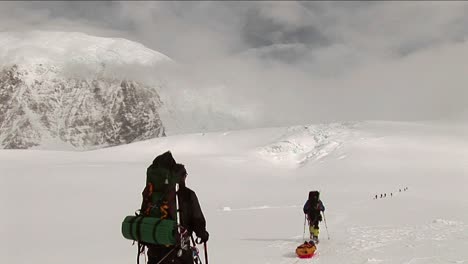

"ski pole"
[322,212,330,240]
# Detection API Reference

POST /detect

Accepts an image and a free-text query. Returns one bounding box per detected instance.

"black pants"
[310,220,319,229]
[308,213,322,226]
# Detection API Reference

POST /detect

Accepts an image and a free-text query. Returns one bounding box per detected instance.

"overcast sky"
[1,1,467,129]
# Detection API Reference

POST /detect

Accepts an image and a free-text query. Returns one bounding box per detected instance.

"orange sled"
[296,241,317,259]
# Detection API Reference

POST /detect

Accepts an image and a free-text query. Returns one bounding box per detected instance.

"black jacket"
[147,185,207,263]
[177,186,207,238]
[303,199,325,224]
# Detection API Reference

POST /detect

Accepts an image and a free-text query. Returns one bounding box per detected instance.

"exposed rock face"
[0,31,173,150]
[0,63,165,150]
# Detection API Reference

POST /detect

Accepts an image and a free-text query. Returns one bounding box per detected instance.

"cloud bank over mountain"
[1,2,467,128]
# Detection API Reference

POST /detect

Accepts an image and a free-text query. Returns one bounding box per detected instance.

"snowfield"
[1,121,467,264]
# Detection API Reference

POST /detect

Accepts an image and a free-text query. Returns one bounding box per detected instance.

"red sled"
[298,252,316,259]
[296,241,317,258]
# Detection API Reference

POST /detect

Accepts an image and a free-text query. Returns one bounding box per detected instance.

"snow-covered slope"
[0,31,172,67]
[1,120,467,264]
[0,31,170,149]
[256,122,361,167]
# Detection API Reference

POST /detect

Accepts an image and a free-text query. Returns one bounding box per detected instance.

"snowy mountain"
[0,31,171,150]
[1,120,467,264]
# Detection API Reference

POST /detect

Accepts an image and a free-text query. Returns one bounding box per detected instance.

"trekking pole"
[303,214,307,240]
[204,242,208,264]
[322,212,330,240]
[190,235,202,264]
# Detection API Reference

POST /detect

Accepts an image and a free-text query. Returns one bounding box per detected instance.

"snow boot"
[312,236,319,244]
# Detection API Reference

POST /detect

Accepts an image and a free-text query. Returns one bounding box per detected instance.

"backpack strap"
[160,201,169,219]
[141,182,154,216]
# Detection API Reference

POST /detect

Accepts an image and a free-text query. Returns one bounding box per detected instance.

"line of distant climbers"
[373,187,408,199]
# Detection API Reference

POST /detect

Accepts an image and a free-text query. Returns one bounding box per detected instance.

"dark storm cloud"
[1,1,467,129]
[242,8,329,49]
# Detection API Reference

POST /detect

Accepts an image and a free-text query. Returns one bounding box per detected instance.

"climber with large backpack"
[122,151,209,264]
[303,191,325,244]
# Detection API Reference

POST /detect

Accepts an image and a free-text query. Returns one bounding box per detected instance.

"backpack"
[306,191,322,221]
[122,151,185,247]
[140,151,182,220]
[308,191,319,206]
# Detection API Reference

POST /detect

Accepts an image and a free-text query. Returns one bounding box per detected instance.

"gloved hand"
[197,230,209,243]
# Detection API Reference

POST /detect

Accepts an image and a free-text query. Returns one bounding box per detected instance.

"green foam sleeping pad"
[121,215,177,246]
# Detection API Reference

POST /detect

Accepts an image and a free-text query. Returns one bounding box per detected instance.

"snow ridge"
[256,122,359,166]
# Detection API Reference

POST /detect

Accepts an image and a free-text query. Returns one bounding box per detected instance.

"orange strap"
[160,201,169,219]
[143,183,154,216]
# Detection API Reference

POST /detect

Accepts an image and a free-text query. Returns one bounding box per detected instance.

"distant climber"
[303,191,325,243]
